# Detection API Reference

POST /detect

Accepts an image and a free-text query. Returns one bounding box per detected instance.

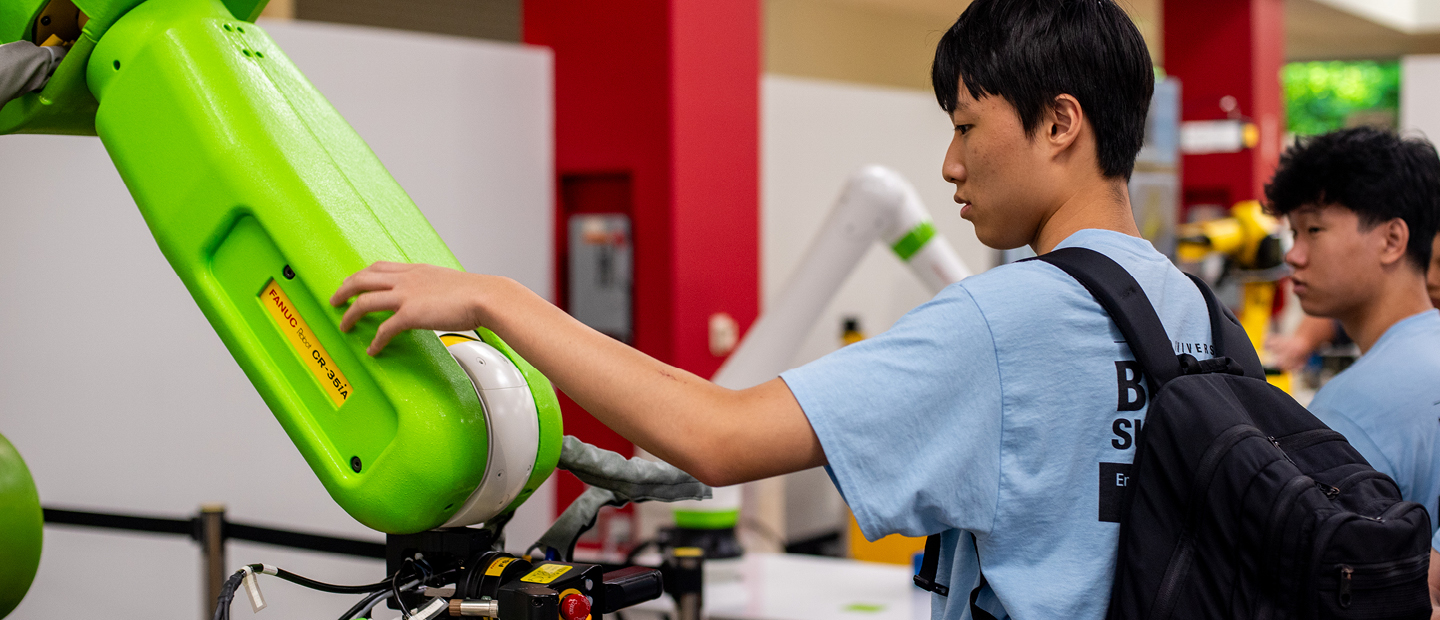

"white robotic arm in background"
[714,165,971,391]
[669,166,973,543]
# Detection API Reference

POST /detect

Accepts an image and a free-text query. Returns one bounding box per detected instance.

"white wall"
[0,21,552,620]
[762,75,990,370]
[1401,55,1440,142]
[758,75,991,543]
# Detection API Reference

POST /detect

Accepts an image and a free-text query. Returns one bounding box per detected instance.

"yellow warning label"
[520,563,572,584]
[439,332,478,347]
[485,557,517,577]
[260,279,353,407]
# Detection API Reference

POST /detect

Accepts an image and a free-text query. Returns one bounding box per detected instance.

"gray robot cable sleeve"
[557,435,711,501]
[0,41,65,107]
[532,436,712,559]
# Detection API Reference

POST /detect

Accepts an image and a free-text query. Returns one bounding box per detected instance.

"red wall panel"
[1165,0,1285,215]
[525,0,760,516]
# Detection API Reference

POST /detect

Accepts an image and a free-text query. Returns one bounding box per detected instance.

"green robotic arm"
[0,433,41,619]
[0,0,561,541]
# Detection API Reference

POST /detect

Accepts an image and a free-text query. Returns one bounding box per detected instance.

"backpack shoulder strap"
[913,533,950,595]
[1033,247,1182,390]
[912,248,1268,601]
[1184,273,1264,379]
[912,532,1000,620]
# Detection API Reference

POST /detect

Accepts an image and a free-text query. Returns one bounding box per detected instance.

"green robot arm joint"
[0,0,563,555]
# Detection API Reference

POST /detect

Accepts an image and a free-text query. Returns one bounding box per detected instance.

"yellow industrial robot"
[1176,200,1292,391]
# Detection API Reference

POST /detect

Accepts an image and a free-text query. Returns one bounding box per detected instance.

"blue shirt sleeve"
[1310,402,1400,479]
[780,283,1003,541]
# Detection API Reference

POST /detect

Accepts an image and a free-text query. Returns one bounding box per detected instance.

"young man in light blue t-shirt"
[329,1,1214,617]
[1263,127,1440,610]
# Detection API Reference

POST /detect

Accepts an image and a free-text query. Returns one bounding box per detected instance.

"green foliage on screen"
[1282,60,1400,136]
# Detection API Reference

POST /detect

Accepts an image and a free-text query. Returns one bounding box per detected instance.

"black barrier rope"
[42,506,386,559]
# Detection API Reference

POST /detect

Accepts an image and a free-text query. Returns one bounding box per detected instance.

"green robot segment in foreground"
[0,433,42,619]
[0,0,562,535]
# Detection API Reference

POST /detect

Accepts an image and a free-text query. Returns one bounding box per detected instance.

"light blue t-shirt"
[781,230,1214,620]
[1307,309,1440,552]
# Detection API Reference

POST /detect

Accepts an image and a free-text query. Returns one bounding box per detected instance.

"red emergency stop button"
[560,593,591,620]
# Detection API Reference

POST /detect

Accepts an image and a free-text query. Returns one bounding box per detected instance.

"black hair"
[1265,127,1440,271]
[931,0,1154,180]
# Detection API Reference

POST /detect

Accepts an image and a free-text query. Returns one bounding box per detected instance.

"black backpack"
[914,247,1433,619]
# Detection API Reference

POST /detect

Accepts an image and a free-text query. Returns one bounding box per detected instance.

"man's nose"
[942,158,965,184]
[942,138,965,184]
[1284,244,1304,268]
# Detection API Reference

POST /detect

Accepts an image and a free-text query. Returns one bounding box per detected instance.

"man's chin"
[973,226,1032,252]
[1296,297,1336,320]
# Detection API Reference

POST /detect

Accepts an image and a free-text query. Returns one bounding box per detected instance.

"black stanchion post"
[665,547,704,620]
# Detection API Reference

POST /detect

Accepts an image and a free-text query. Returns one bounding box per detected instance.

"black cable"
[213,561,455,620]
[337,585,400,620]
[624,539,657,566]
[213,563,401,620]
[391,564,454,619]
[269,566,395,594]
[212,569,247,620]
[356,590,392,619]
[335,573,443,620]
[393,557,415,619]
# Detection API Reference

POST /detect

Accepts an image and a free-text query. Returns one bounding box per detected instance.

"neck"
[1336,273,1434,353]
[1032,176,1141,254]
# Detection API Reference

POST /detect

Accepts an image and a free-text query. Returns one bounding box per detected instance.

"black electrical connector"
[601,566,665,614]
[498,584,559,620]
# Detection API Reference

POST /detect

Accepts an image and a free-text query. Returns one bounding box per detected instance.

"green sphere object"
[0,432,41,619]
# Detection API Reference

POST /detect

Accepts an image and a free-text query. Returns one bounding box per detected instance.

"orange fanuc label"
[261,279,353,407]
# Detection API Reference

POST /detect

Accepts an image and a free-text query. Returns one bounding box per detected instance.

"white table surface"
[625,553,930,620]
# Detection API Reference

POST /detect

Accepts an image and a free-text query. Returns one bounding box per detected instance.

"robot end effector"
[0,26,67,107]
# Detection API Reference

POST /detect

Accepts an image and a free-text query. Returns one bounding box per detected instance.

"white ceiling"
[1311,0,1440,34]
[795,0,1440,61]
[1288,0,1440,59]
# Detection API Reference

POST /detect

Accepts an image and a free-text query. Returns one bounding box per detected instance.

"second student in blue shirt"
[1265,127,1440,601]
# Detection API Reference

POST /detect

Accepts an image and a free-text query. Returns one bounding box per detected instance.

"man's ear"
[1046,94,1084,152]
[1376,217,1412,268]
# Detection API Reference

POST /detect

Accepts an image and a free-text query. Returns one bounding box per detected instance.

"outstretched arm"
[1265,314,1336,371]
[331,262,826,486]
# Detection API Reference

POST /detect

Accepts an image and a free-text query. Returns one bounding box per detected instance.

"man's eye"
[1308,227,1321,234]
[955,124,972,135]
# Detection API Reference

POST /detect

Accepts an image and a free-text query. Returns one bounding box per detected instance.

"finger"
[339,291,401,332]
[369,312,414,356]
[331,271,396,307]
